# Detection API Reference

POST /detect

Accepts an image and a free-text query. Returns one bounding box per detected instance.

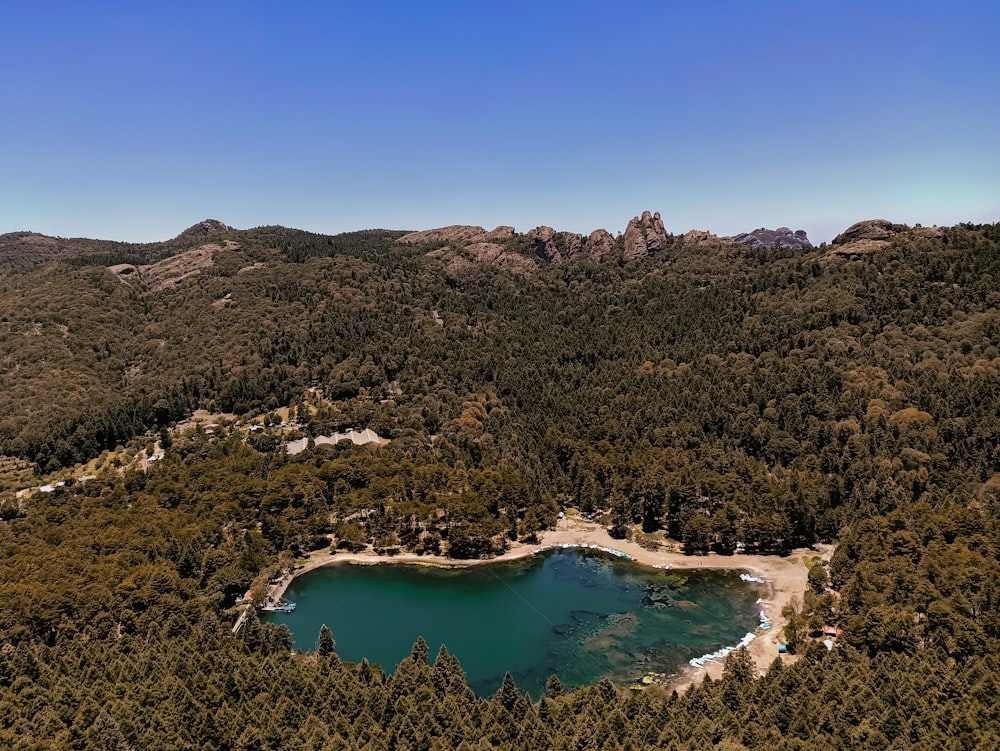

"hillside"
[1,214,999,749]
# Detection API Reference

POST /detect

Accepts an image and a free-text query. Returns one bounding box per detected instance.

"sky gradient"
[2,0,998,244]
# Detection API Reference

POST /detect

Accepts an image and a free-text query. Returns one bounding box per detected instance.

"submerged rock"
[641,585,678,608]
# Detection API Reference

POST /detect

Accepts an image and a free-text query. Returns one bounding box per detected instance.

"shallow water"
[265,548,763,698]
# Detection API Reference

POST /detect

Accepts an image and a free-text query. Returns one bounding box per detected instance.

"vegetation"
[1,219,999,748]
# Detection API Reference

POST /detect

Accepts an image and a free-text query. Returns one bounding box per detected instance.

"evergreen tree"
[411,635,429,664]
[496,672,521,712]
[544,674,563,700]
[317,624,336,659]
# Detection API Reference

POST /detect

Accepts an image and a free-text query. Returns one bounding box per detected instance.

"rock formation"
[484,226,516,242]
[623,211,668,259]
[832,219,896,245]
[523,226,619,263]
[730,227,811,249]
[681,230,730,246]
[525,225,556,247]
[585,229,616,257]
[426,241,538,277]
[397,225,487,245]
[400,213,664,266]
[525,226,578,263]
[913,225,944,239]
[826,219,901,260]
[176,219,231,241]
[109,241,239,292]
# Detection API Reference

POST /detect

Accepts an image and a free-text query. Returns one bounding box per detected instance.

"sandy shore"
[267,515,833,691]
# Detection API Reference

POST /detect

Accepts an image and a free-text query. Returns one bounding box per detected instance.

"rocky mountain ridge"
[2,215,957,281]
[730,227,811,249]
[393,211,822,270]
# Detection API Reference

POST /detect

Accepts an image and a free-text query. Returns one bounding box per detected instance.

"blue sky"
[2,1,998,244]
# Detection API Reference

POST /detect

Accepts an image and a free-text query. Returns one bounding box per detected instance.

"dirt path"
[267,515,833,691]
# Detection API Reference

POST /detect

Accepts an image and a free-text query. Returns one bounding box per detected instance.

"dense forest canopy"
[1,217,998,748]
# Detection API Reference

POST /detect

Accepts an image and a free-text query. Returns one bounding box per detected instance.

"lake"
[265,548,764,698]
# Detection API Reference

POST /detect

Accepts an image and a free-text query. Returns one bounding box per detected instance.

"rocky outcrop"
[523,226,619,263]
[827,219,901,261]
[492,252,538,275]
[525,226,578,263]
[459,242,507,264]
[405,223,545,273]
[485,226,516,242]
[525,226,557,247]
[175,219,231,241]
[397,225,487,245]
[824,239,889,261]
[681,229,730,246]
[585,229,616,257]
[832,219,896,245]
[108,263,140,277]
[426,242,538,277]
[109,241,239,291]
[399,215,642,266]
[914,225,944,239]
[623,211,668,259]
[730,227,811,249]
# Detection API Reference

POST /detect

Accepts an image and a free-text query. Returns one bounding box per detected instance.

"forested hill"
[2,214,1000,552]
[1,215,1000,748]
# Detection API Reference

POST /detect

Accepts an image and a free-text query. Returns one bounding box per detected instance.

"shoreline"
[265,516,833,692]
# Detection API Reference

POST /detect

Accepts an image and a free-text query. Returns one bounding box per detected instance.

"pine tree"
[317,624,336,659]
[544,675,563,700]
[496,672,520,712]
[411,635,429,664]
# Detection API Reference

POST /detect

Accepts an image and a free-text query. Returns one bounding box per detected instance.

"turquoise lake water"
[265,548,764,698]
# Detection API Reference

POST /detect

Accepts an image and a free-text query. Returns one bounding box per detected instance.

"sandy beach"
[266,514,833,691]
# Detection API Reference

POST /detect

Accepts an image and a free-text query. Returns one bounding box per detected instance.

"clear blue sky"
[2,0,998,244]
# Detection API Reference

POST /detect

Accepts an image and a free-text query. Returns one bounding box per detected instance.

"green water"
[265,548,764,698]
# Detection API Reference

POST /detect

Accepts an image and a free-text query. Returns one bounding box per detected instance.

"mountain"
[2,212,1000,748]
[2,211,996,476]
